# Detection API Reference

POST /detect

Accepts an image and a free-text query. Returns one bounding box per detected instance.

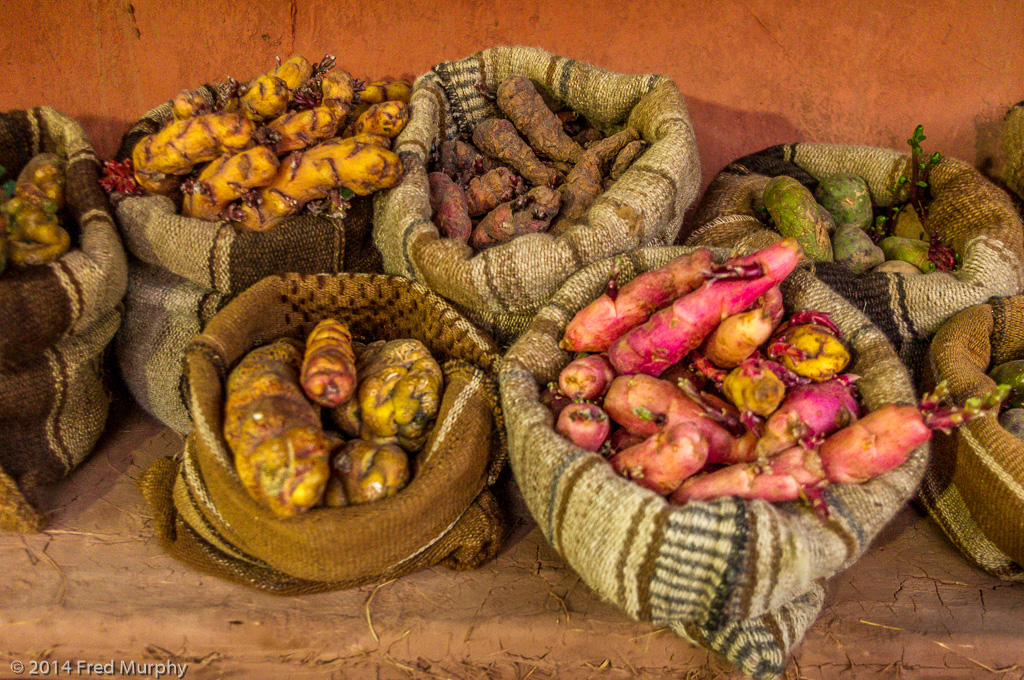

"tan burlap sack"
[1001,99,1024,201]
[374,46,700,345]
[112,83,381,434]
[919,296,1024,580]
[0,107,127,532]
[686,143,1024,380]
[138,272,509,593]
[500,246,922,680]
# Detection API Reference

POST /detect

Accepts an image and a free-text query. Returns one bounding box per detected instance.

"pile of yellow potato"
[129,55,411,231]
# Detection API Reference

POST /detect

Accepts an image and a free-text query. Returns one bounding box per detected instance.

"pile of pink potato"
[547,238,1003,509]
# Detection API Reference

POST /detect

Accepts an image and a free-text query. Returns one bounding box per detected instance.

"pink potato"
[556,402,612,451]
[603,374,757,465]
[753,377,860,458]
[671,382,1009,506]
[558,353,616,401]
[561,249,715,353]
[610,422,709,495]
[671,446,822,504]
[609,238,803,377]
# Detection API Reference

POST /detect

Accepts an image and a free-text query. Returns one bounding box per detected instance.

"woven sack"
[374,45,700,345]
[138,272,509,593]
[112,82,381,435]
[919,296,1024,580]
[685,143,1024,381]
[1000,99,1024,201]
[0,107,127,532]
[499,246,923,680]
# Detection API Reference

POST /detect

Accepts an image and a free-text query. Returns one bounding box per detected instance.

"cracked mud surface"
[2,403,1023,679]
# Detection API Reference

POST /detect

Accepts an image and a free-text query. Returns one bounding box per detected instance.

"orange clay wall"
[2,0,1022,201]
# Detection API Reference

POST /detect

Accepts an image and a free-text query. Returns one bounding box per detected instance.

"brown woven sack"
[138,272,509,593]
[686,143,1024,381]
[1001,99,1024,201]
[0,107,127,532]
[112,83,381,435]
[500,246,923,680]
[374,45,700,345]
[919,296,1024,580]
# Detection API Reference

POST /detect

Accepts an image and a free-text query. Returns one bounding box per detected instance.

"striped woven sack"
[137,272,509,593]
[374,45,700,345]
[919,296,1024,580]
[0,107,128,532]
[685,143,1024,383]
[111,82,381,435]
[499,246,922,680]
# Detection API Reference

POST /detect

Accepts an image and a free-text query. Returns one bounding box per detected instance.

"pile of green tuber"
[760,126,958,275]
[428,76,647,251]
[545,239,1005,510]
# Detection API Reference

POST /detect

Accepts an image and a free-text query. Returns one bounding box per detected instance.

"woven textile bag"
[138,272,508,593]
[685,143,1024,380]
[112,83,380,434]
[919,296,1024,580]
[374,45,700,345]
[1001,99,1024,201]
[499,246,922,679]
[0,107,127,531]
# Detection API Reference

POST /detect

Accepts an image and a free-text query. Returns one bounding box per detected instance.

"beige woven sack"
[112,83,379,434]
[0,107,127,531]
[374,45,700,344]
[500,245,922,679]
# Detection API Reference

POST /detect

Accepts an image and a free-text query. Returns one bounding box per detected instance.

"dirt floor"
[2,401,1024,680]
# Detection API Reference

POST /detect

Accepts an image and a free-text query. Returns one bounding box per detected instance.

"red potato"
[603,374,758,465]
[556,402,612,451]
[541,382,573,420]
[700,306,778,369]
[562,247,760,353]
[753,376,860,458]
[608,238,803,377]
[558,353,616,400]
[562,249,712,352]
[603,374,704,438]
[610,422,709,495]
[671,382,1008,505]
[609,428,645,454]
[670,445,823,504]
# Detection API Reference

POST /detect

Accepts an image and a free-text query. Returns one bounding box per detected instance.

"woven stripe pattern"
[138,272,509,593]
[686,143,1024,383]
[112,83,377,434]
[499,245,922,679]
[374,45,700,345]
[919,296,1024,580]
[0,107,128,532]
